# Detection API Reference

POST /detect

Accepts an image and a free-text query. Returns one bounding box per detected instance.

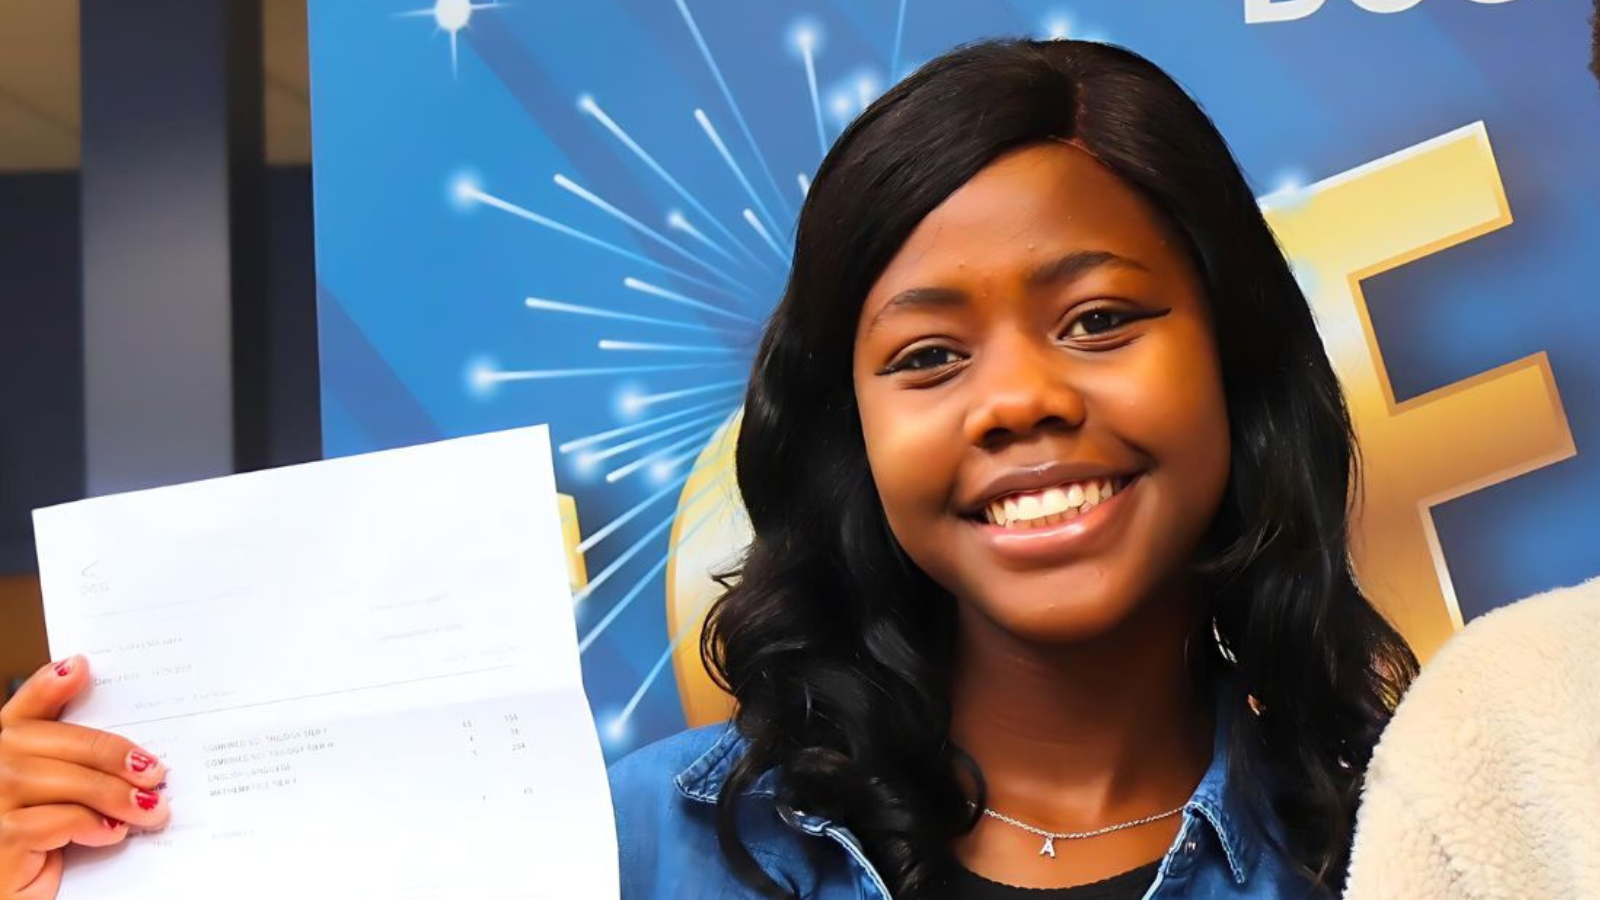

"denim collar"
[674,691,1262,886]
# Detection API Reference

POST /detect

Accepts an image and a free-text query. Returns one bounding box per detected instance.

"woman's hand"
[0,657,170,900]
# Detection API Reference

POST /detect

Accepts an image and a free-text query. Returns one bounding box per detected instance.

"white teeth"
[1065,483,1084,508]
[1040,488,1069,516]
[985,477,1122,529]
[1017,495,1042,520]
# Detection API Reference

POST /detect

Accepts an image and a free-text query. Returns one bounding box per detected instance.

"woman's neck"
[948,588,1214,827]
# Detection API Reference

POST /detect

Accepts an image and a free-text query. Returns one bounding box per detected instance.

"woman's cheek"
[861,395,964,525]
[1099,334,1230,506]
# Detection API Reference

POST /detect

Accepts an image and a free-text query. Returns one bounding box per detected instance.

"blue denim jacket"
[609,714,1327,899]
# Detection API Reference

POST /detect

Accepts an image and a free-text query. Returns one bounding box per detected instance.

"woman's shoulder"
[607,721,742,806]
[605,724,831,898]
[606,724,737,880]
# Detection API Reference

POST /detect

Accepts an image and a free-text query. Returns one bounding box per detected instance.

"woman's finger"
[0,658,90,730]
[0,757,168,830]
[0,721,165,791]
[0,803,126,853]
[6,848,61,900]
[0,804,125,899]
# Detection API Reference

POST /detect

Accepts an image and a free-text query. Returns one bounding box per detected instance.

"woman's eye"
[886,346,962,373]
[1064,308,1133,339]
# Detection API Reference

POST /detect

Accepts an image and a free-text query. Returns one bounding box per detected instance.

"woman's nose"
[961,334,1087,448]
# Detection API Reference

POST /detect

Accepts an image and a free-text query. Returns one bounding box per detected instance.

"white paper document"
[33,426,619,900]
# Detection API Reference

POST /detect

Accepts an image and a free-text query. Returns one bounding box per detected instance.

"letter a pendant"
[1039,835,1057,859]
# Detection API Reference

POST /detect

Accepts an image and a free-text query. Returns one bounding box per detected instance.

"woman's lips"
[978,474,1132,527]
[966,473,1142,565]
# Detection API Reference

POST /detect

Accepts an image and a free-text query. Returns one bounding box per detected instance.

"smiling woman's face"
[851,142,1232,645]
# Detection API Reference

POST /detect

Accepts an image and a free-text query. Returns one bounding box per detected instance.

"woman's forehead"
[860,144,1191,316]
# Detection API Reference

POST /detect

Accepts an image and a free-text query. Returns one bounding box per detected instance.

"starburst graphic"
[399,0,507,77]
[389,2,1193,754]
[425,1,928,752]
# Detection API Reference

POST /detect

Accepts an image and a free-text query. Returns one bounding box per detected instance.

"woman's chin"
[966,590,1144,648]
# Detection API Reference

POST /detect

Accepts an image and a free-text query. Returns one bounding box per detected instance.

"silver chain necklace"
[980,804,1186,859]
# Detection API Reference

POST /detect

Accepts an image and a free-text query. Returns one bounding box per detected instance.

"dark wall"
[0,173,83,572]
[0,164,319,573]
[262,165,321,468]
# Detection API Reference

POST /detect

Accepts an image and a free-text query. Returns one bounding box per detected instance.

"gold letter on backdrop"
[1263,121,1573,662]
[660,123,1576,726]
[558,493,589,596]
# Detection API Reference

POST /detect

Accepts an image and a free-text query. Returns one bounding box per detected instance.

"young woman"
[607,39,1416,900]
[0,39,1416,900]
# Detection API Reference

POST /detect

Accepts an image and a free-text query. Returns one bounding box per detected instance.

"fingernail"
[104,816,124,829]
[133,789,160,811]
[127,750,159,773]
[53,657,73,677]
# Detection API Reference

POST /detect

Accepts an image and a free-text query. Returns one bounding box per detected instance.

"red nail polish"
[128,751,158,773]
[53,658,72,677]
[134,790,159,811]
[104,816,124,829]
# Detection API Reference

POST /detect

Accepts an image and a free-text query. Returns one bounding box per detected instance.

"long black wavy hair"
[701,38,1418,899]
[1591,0,1599,88]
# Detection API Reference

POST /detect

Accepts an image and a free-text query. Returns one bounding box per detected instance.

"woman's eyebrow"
[866,286,966,334]
[867,249,1149,335]
[1027,249,1150,286]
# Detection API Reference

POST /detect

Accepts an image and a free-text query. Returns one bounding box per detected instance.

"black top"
[944,861,1162,900]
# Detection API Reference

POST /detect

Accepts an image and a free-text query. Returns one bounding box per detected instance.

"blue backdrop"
[307,0,1600,760]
